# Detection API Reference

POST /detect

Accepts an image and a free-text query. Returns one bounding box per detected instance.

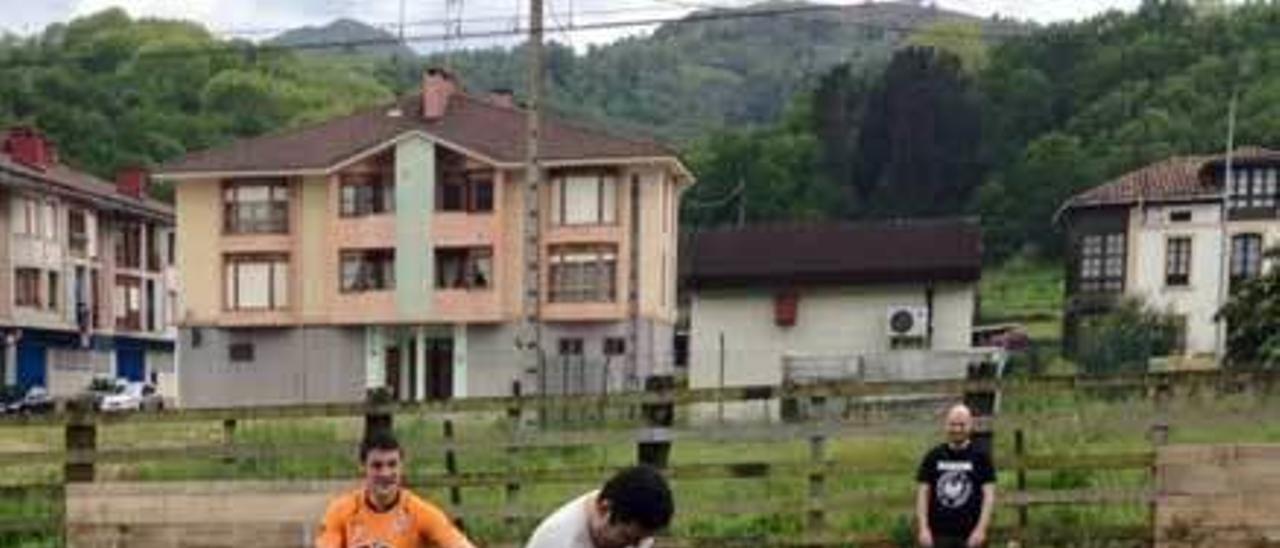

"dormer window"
[1228,167,1277,210]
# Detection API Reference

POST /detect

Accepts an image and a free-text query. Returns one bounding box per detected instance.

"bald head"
[944,404,974,447]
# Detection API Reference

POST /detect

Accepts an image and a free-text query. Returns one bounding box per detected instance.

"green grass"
[980,256,1064,323]
[3,390,1279,546]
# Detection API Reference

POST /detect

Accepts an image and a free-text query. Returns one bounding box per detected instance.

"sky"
[3,0,1145,48]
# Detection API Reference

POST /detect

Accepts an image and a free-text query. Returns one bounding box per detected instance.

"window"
[68,210,88,257]
[167,290,178,327]
[437,150,495,213]
[603,337,626,356]
[1229,167,1278,210]
[551,172,618,225]
[224,254,289,310]
[435,247,493,290]
[145,280,156,331]
[90,269,101,328]
[1079,233,1125,293]
[145,225,161,271]
[549,244,617,303]
[558,338,584,356]
[340,173,395,217]
[47,271,59,311]
[114,275,142,330]
[14,197,39,236]
[1230,233,1263,290]
[115,222,141,269]
[15,268,40,308]
[166,231,176,266]
[1169,210,1192,223]
[1165,237,1191,287]
[42,201,56,239]
[224,180,289,234]
[340,249,395,292]
[228,343,255,362]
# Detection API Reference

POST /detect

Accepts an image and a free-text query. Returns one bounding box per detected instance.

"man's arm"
[968,483,995,547]
[415,501,476,548]
[916,483,933,547]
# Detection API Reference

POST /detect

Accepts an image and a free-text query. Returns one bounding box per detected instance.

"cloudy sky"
[4,0,1144,48]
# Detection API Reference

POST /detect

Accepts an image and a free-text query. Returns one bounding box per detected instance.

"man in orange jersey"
[316,431,475,548]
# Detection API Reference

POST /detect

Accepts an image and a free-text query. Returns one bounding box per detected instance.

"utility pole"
[1215,89,1238,364]
[521,0,546,401]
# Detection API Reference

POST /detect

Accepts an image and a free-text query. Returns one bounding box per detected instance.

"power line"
[0,3,1032,70]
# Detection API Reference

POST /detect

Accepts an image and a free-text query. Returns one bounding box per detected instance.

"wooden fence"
[0,369,1276,547]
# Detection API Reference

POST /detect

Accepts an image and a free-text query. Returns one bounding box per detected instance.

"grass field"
[4,384,1280,546]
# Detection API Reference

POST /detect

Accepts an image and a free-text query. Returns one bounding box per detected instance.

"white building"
[684,220,985,408]
[1059,147,1280,366]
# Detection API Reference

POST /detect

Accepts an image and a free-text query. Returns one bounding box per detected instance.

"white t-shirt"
[524,491,655,548]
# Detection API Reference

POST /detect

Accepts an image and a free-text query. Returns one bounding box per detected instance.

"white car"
[100,382,164,413]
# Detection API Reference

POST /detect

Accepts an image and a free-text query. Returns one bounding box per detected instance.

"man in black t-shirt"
[915,404,995,547]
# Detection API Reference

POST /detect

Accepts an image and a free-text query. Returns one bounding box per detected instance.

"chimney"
[116,166,148,198]
[2,126,55,170]
[488,88,515,108]
[422,68,458,120]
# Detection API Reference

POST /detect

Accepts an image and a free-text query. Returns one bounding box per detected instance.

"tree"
[1216,247,1280,369]
[854,46,983,218]
[811,63,872,216]
[976,133,1100,259]
[683,96,840,228]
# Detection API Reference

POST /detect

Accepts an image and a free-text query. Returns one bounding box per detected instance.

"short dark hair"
[599,465,674,531]
[359,430,402,463]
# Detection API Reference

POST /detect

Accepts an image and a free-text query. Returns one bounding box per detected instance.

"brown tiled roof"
[0,155,174,219]
[1061,146,1280,211]
[157,92,678,176]
[686,219,982,288]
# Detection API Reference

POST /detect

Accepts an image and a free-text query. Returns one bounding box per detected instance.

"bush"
[1077,299,1181,376]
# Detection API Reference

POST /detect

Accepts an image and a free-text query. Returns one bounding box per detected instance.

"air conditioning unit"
[886,306,929,338]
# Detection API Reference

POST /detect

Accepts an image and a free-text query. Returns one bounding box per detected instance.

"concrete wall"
[45,347,111,396]
[688,283,976,390]
[395,136,434,320]
[464,319,674,398]
[0,188,11,322]
[1128,203,1225,357]
[177,326,364,408]
[298,175,330,322]
[175,179,220,325]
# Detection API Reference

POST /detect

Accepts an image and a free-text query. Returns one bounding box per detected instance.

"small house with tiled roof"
[155,69,693,408]
[1057,147,1280,363]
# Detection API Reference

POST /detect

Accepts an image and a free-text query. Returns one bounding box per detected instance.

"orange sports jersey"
[316,488,468,548]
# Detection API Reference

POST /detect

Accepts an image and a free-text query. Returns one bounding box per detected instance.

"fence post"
[1015,429,1028,542]
[364,388,394,441]
[442,419,464,531]
[807,433,828,540]
[505,380,523,530]
[222,418,237,464]
[638,375,674,469]
[1148,380,1171,542]
[64,397,96,484]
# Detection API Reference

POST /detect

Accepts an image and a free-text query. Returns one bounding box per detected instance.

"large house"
[1058,147,1280,364]
[684,219,985,408]
[155,69,691,408]
[0,126,179,398]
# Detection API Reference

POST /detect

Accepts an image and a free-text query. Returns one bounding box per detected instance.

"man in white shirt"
[525,465,674,548]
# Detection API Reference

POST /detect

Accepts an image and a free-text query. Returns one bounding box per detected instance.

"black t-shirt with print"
[915,442,996,538]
